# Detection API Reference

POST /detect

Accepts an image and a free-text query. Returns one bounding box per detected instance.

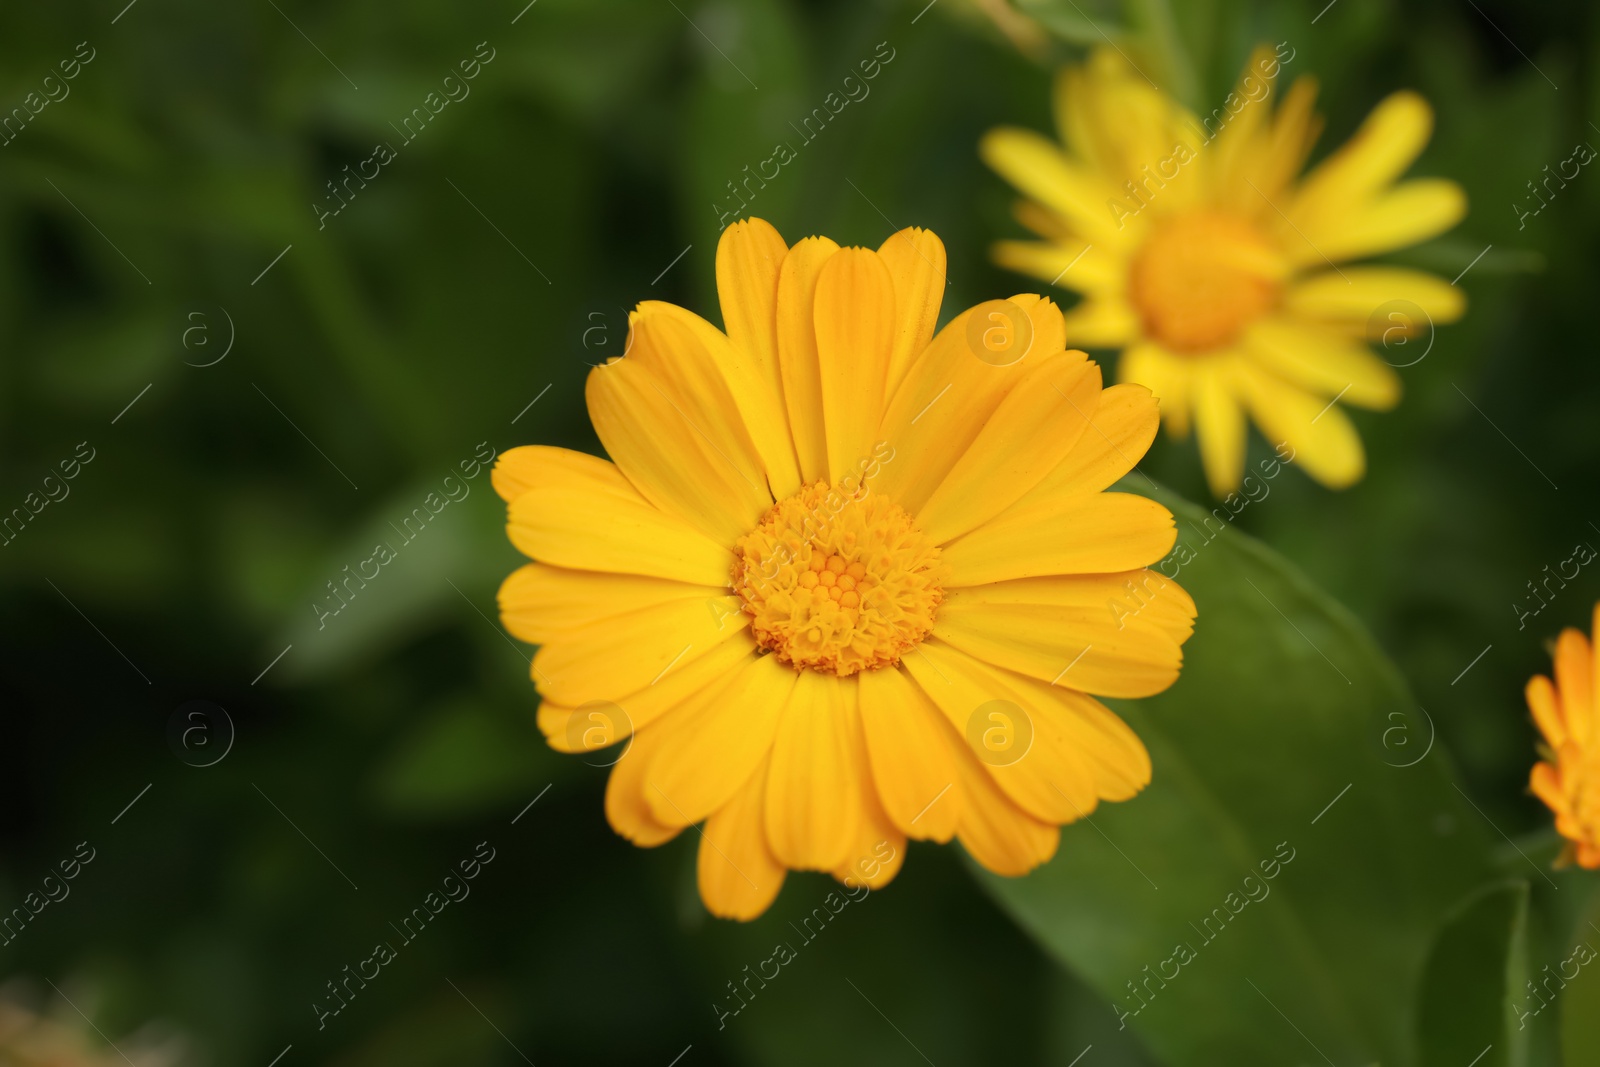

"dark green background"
[1,0,1595,1063]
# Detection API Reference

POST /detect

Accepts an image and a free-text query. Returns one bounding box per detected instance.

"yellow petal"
[1014,197,1077,241]
[716,217,789,397]
[533,596,749,707]
[942,492,1176,585]
[901,643,1096,823]
[587,334,770,544]
[1530,759,1566,816]
[917,356,1099,545]
[904,639,1145,819]
[1126,569,1197,646]
[1015,383,1160,504]
[635,299,802,500]
[832,781,907,892]
[947,716,1059,876]
[980,127,1127,247]
[947,572,1194,657]
[1205,45,1279,215]
[1055,51,1185,210]
[878,227,948,397]
[1119,343,1193,438]
[1024,292,1069,356]
[776,236,841,484]
[1593,600,1600,722]
[1235,362,1365,490]
[1253,76,1323,203]
[765,670,860,870]
[1527,674,1564,750]
[499,563,722,645]
[625,305,769,489]
[605,724,681,847]
[1555,627,1595,746]
[698,756,786,920]
[1043,680,1154,802]
[1293,91,1435,213]
[492,445,634,506]
[506,476,730,586]
[991,239,1119,297]
[831,683,910,890]
[646,655,798,827]
[815,246,897,484]
[857,665,962,842]
[1242,317,1401,411]
[875,295,1069,515]
[1054,63,1098,165]
[1193,359,1247,496]
[1285,267,1465,326]
[1288,179,1466,266]
[934,578,1187,698]
[1061,295,1141,348]
[536,635,757,752]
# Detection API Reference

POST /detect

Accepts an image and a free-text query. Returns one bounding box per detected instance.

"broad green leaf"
[1479,831,1598,1066]
[975,486,1496,1065]
[1417,880,1530,1067]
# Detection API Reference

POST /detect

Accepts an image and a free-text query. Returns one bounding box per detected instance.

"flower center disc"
[731,482,943,676]
[1129,212,1282,353]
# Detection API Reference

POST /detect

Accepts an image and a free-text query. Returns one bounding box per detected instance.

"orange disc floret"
[731,481,943,676]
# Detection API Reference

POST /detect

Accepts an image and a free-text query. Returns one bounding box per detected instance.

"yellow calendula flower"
[493,218,1195,919]
[1528,603,1600,868]
[981,45,1467,495]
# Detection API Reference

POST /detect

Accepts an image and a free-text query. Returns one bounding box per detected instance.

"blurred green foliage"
[3,0,1599,1063]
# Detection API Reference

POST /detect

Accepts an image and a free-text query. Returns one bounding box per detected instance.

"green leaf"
[272,474,513,681]
[1125,0,1198,107]
[974,485,1497,1066]
[678,0,808,263]
[369,697,552,819]
[1014,0,1124,47]
[1417,880,1530,1067]
[1561,888,1600,1063]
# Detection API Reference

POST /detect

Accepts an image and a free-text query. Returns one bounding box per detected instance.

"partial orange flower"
[1528,602,1600,867]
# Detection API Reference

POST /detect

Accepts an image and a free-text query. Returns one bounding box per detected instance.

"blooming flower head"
[1528,603,1600,868]
[495,218,1194,919]
[981,44,1467,496]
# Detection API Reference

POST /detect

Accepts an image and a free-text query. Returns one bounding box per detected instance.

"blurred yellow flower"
[982,45,1467,495]
[1528,603,1600,868]
[495,217,1194,920]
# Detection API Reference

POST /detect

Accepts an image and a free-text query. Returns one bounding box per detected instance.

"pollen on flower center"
[1129,212,1282,353]
[731,482,943,677]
